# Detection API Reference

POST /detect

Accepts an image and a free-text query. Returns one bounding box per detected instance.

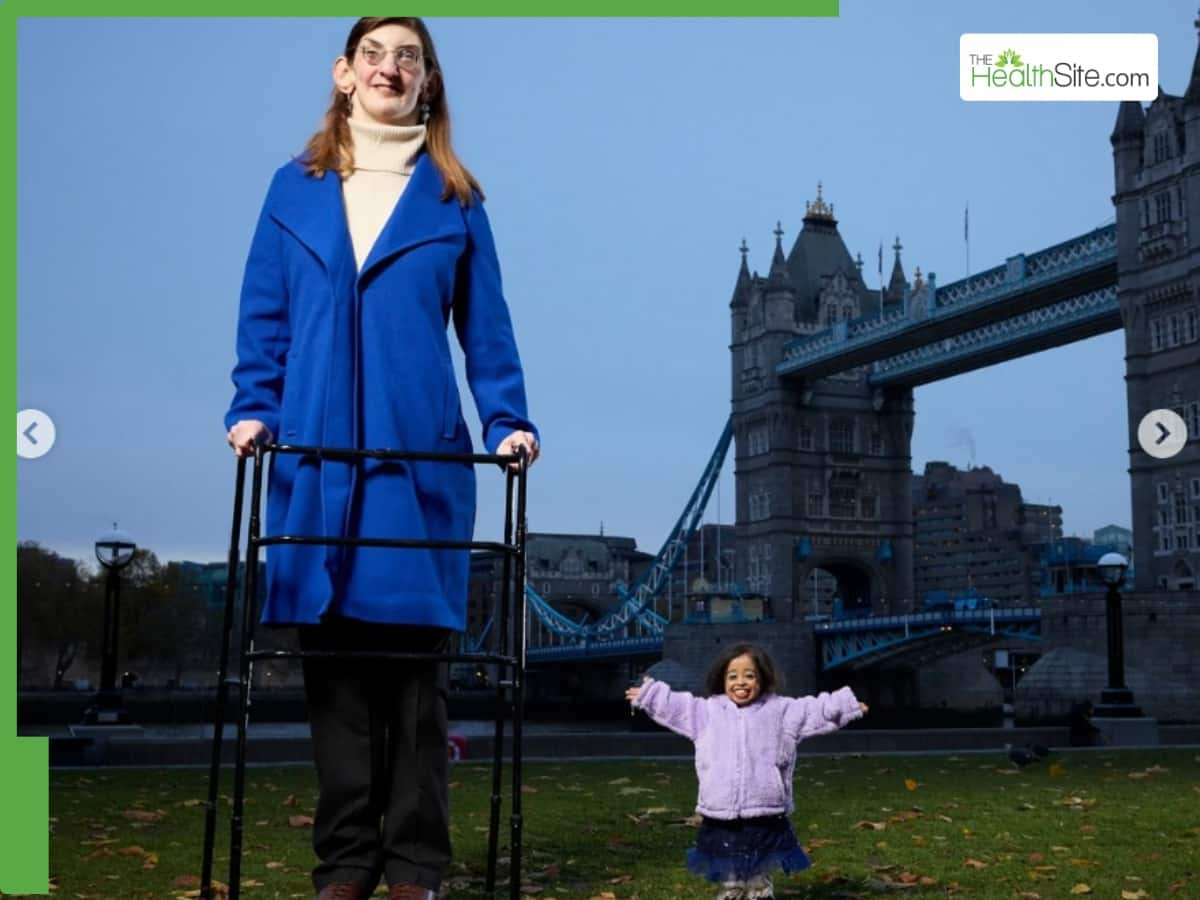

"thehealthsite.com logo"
[961,34,1157,102]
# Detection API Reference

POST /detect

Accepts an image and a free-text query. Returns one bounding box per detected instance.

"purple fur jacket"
[632,679,863,820]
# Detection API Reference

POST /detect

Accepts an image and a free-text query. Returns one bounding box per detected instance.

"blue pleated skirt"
[686,814,811,883]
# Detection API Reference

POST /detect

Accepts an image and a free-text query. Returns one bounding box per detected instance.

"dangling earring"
[420,100,431,124]
[344,89,354,113]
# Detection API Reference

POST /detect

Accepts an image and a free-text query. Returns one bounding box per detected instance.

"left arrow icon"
[17,409,56,459]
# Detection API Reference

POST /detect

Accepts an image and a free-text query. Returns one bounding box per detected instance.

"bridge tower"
[730,186,916,621]
[1113,33,1200,592]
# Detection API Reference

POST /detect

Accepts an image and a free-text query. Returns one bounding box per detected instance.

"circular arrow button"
[17,408,57,460]
[1137,409,1187,460]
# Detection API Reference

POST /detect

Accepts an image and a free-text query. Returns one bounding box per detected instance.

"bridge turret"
[886,236,909,307]
[1110,100,1145,197]
[764,222,797,333]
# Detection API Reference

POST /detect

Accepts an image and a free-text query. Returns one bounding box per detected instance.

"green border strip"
[4,1,837,13]
[2,4,838,893]
[5,3,50,894]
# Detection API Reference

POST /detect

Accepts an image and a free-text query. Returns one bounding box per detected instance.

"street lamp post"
[1093,552,1143,718]
[85,525,136,725]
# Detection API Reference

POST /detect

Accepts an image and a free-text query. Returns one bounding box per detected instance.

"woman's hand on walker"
[496,430,539,471]
[227,419,272,457]
[858,702,870,715]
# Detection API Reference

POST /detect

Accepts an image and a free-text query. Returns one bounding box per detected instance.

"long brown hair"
[302,17,482,206]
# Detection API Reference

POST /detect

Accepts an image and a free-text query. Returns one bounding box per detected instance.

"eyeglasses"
[357,41,424,71]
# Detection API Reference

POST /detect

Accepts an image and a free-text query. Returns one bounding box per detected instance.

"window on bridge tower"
[830,486,856,518]
[870,431,883,455]
[1153,131,1170,164]
[799,422,814,451]
[1187,310,1198,343]
[830,419,855,454]
[808,491,823,516]
[1154,191,1172,224]
[860,495,878,519]
[1152,319,1166,351]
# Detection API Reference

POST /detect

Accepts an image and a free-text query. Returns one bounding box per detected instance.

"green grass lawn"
[30,748,1200,899]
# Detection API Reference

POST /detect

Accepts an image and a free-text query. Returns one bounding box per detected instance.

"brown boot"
[386,885,434,900]
[316,883,363,900]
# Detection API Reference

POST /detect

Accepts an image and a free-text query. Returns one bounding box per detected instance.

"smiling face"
[333,23,434,127]
[724,653,761,706]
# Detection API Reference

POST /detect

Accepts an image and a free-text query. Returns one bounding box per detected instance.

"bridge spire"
[771,222,787,266]
[730,239,752,308]
[886,235,908,304]
[1187,10,1200,103]
[767,222,792,290]
[804,181,836,223]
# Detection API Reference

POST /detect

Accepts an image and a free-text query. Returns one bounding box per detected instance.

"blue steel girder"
[815,608,1041,671]
[776,225,1116,382]
[869,285,1119,387]
[526,635,663,664]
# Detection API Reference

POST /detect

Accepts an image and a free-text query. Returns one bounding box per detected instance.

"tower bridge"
[506,35,1199,713]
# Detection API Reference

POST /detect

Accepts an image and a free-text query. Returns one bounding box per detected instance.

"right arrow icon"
[1137,409,1187,460]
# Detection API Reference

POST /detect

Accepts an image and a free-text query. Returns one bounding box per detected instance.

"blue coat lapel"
[268,164,354,279]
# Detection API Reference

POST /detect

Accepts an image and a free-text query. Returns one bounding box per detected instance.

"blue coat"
[225,153,537,629]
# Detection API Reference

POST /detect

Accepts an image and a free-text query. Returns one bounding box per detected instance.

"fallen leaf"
[265,861,285,870]
[288,815,314,827]
[122,809,164,823]
[853,821,887,830]
[142,852,159,870]
[116,845,147,857]
[1070,885,1093,895]
[918,876,937,886]
[1048,764,1066,777]
[1168,881,1188,893]
[586,894,616,900]
[607,778,630,785]
[904,779,919,791]
[1029,852,1044,863]
[1121,891,1149,899]
[963,859,989,869]
[618,787,654,795]
[173,876,200,887]
[608,875,633,884]
[520,785,538,794]
[806,838,836,848]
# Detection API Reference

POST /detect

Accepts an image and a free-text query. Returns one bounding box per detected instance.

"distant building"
[467,532,653,640]
[912,462,1062,607]
[1036,536,1130,596]
[1093,524,1133,558]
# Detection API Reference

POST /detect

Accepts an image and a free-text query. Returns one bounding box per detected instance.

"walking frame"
[199,442,530,900]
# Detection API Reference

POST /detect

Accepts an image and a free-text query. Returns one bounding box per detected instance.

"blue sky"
[16,6,1197,565]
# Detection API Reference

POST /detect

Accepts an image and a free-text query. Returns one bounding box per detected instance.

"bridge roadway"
[526,607,1042,669]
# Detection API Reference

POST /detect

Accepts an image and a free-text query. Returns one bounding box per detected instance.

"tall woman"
[225,17,539,900]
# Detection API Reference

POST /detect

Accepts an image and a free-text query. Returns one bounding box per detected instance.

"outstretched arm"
[625,678,708,741]
[781,686,866,742]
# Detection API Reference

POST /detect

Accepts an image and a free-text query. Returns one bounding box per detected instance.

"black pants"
[299,616,452,896]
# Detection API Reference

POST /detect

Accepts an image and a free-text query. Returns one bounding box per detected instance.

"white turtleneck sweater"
[342,117,427,270]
